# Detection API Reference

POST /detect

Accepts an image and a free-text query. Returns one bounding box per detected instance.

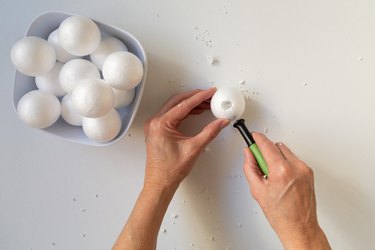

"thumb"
[190,118,230,147]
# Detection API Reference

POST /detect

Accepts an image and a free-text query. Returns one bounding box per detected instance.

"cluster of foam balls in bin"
[11,15,144,143]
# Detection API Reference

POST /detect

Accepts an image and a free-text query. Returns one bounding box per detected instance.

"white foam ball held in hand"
[72,78,114,118]
[61,95,83,126]
[58,15,101,56]
[59,59,100,93]
[103,51,143,90]
[11,36,56,76]
[35,62,66,97]
[17,90,61,129]
[210,87,245,120]
[48,29,78,63]
[90,37,128,70]
[82,109,122,143]
[113,88,135,108]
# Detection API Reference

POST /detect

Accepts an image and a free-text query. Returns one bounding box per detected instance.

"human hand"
[243,133,331,249]
[143,88,229,190]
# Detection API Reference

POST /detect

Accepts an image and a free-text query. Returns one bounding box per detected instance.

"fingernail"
[220,119,230,128]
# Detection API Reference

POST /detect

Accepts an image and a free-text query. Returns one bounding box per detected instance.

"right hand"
[243,133,331,249]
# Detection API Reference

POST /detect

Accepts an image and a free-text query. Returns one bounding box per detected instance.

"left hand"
[143,88,229,189]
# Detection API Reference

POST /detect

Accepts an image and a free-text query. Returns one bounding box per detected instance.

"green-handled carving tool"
[233,119,268,177]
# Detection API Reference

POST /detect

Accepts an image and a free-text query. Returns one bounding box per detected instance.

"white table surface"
[1,1,375,249]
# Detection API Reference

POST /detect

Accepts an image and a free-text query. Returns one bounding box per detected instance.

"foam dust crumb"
[80,208,86,213]
[223,6,228,14]
[237,222,242,227]
[239,80,245,85]
[82,234,86,238]
[303,82,308,86]
[211,236,216,242]
[52,242,56,246]
[190,242,195,247]
[73,198,76,202]
[263,128,269,134]
[239,86,251,100]
[195,28,213,47]
[162,228,167,233]
[358,56,364,61]
[95,194,99,198]
[207,56,217,65]
[171,213,179,219]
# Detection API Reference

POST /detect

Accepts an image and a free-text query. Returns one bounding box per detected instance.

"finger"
[252,132,286,166]
[243,147,264,187]
[156,89,202,116]
[189,108,205,115]
[189,118,229,147]
[188,101,212,115]
[165,88,217,127]
[195,101,211,110]
[244,147,264,184]
[275,142,299,163]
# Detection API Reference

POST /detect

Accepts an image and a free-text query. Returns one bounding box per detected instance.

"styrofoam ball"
[61,95,83,126]
[35,62,66,97]
[58,15,101,56]
[90,37,128,71]
[59,59,100,93]
[102,51,143,90]
[113,88,135,108]
[11,36,56,76]
[210,87,245,120]
[17,90,61,128]
[71,78,114,118]
[47,29,79,63]
[82,109,121,142]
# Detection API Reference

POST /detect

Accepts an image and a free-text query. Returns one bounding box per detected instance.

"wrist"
[144,162,184,191]
[278,224,330,250]
[143,179,179,198]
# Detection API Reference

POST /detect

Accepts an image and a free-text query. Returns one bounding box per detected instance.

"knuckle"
[144,118,152,131]
[181,99,193,110]
[207,130,217,140]
[170,94,179,102]
[301,164,312,175]
[275,160,292,178]
[250,187,259,199]
[307,166,314,178]
[148,118,163,132]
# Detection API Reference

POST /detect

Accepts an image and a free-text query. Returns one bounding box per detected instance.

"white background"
[1,0,375,249]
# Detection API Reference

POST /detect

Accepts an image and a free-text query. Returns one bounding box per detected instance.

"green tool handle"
[249,144,269,177]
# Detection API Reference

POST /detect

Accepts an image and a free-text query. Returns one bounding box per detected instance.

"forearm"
[113,183,178,250]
